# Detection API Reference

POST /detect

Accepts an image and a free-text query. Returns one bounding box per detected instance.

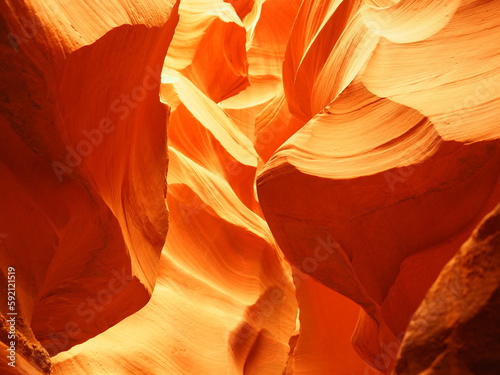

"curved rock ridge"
[362,0,500,142]
[1,0,499,374]
[0,0,179,363]
[257,0,500,373]
[50,28,298,373]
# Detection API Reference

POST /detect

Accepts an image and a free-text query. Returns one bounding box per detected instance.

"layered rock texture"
[395,205,500,375]
[0,0,499,374]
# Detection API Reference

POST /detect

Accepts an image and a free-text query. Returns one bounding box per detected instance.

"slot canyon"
[0,0,499,374]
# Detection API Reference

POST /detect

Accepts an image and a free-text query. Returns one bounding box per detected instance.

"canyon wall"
[0,0,498,374]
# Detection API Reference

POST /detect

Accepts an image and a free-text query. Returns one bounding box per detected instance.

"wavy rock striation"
[0,0,178,367]
[257,0,500,373]
[1,0,499,374]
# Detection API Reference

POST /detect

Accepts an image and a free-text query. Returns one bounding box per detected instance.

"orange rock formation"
[0,0,499,374]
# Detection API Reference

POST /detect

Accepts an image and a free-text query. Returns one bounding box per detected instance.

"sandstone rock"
[395,205,500,375]
[0,0,178,361]
[1,0,499,374]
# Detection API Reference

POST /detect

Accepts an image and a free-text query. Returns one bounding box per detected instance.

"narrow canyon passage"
[0,0,499,374]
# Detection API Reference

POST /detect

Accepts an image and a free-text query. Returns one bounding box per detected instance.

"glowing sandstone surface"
[0,0,499,374]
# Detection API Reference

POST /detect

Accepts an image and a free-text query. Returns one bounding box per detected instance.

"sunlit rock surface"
[0,0,499,374]
[0,0,178,368]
